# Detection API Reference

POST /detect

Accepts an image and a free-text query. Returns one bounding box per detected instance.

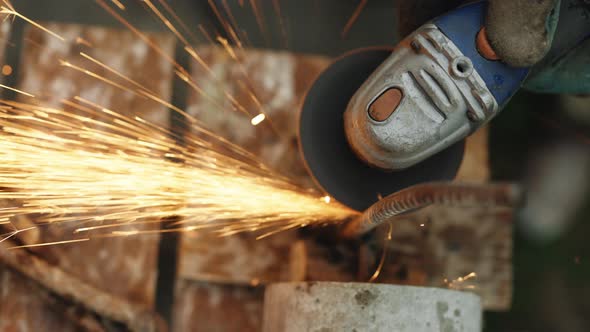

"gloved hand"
[397,0,560,67]
[397,0,589,93]
[485,0,560,67]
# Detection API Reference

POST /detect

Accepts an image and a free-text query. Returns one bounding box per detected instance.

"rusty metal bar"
[341,182,523,237]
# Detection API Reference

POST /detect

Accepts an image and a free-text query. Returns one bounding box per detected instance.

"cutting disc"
[299,47,465,211]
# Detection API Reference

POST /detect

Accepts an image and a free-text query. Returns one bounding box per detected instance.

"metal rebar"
[341,182,523,237]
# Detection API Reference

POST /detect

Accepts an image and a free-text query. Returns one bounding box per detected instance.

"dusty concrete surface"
[263,282,482,332]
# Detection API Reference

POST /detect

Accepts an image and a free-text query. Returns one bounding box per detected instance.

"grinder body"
[299,1,532,211]
[345,1,529,171]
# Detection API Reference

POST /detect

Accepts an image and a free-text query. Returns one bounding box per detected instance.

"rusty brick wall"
[0,268,82,332]
[0,20,77,332]
[177,48,328,286]
[179,230,300,284]
[13,23,175,308]
[0,19,82,332]
[0,19,75,332]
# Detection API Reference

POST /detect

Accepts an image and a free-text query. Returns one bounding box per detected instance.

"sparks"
[248,0,270,45]
[341,0,368,39]
[0,0,65,41]
[1,64,12,76]
[0,0,356,243]
[110,0,125,10]
[271,0,289,48]
[0,100,357,238]
[0,84,34,97]
[250,113,266,126]
[369,223,393,283]
[208,0,244,48]
[8,238,90,250]
[445,272,478,290]
[0,226,36,244]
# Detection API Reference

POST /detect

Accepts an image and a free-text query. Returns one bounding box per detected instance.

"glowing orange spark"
[271,0,289,48]
[221,0,250,48]
[76,37,94,48]
[174,69,232,114]
[143,0,190,46]
[445,272,478,290]
[133,1,263,126]
[0,0,358,244]
[187,46,269,124]
[74,219,164,234]
[217,36,238,60]
[8,238,90,250]
[0,1,65,41]
[110,0,125,10]
[208,0,244,48]
[184,46,214,76]
[342,0,368,39]
[1,64,12,76]
[0,101,357,238]
[250,113,265,126]
[368,223,393,282]
[61,55,238,140]
[79,52,157,94]
[95,0,181,71]
[198,24,217,45]
[157,0,202,45]
[248,0,270,45]
[0,84,34,97]
[59,59,135,94]
[0,226,36,244]
[105,226,200,238]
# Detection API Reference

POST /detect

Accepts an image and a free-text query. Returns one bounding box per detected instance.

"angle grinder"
[299,1,531,211]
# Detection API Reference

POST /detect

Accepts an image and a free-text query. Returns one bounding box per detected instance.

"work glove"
[397,0,589,94]
[397,0,560,67]
[485,0,560,67]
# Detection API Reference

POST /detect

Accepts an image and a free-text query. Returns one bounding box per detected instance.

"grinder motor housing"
[299,1,531,211]
[344,1,529,171]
